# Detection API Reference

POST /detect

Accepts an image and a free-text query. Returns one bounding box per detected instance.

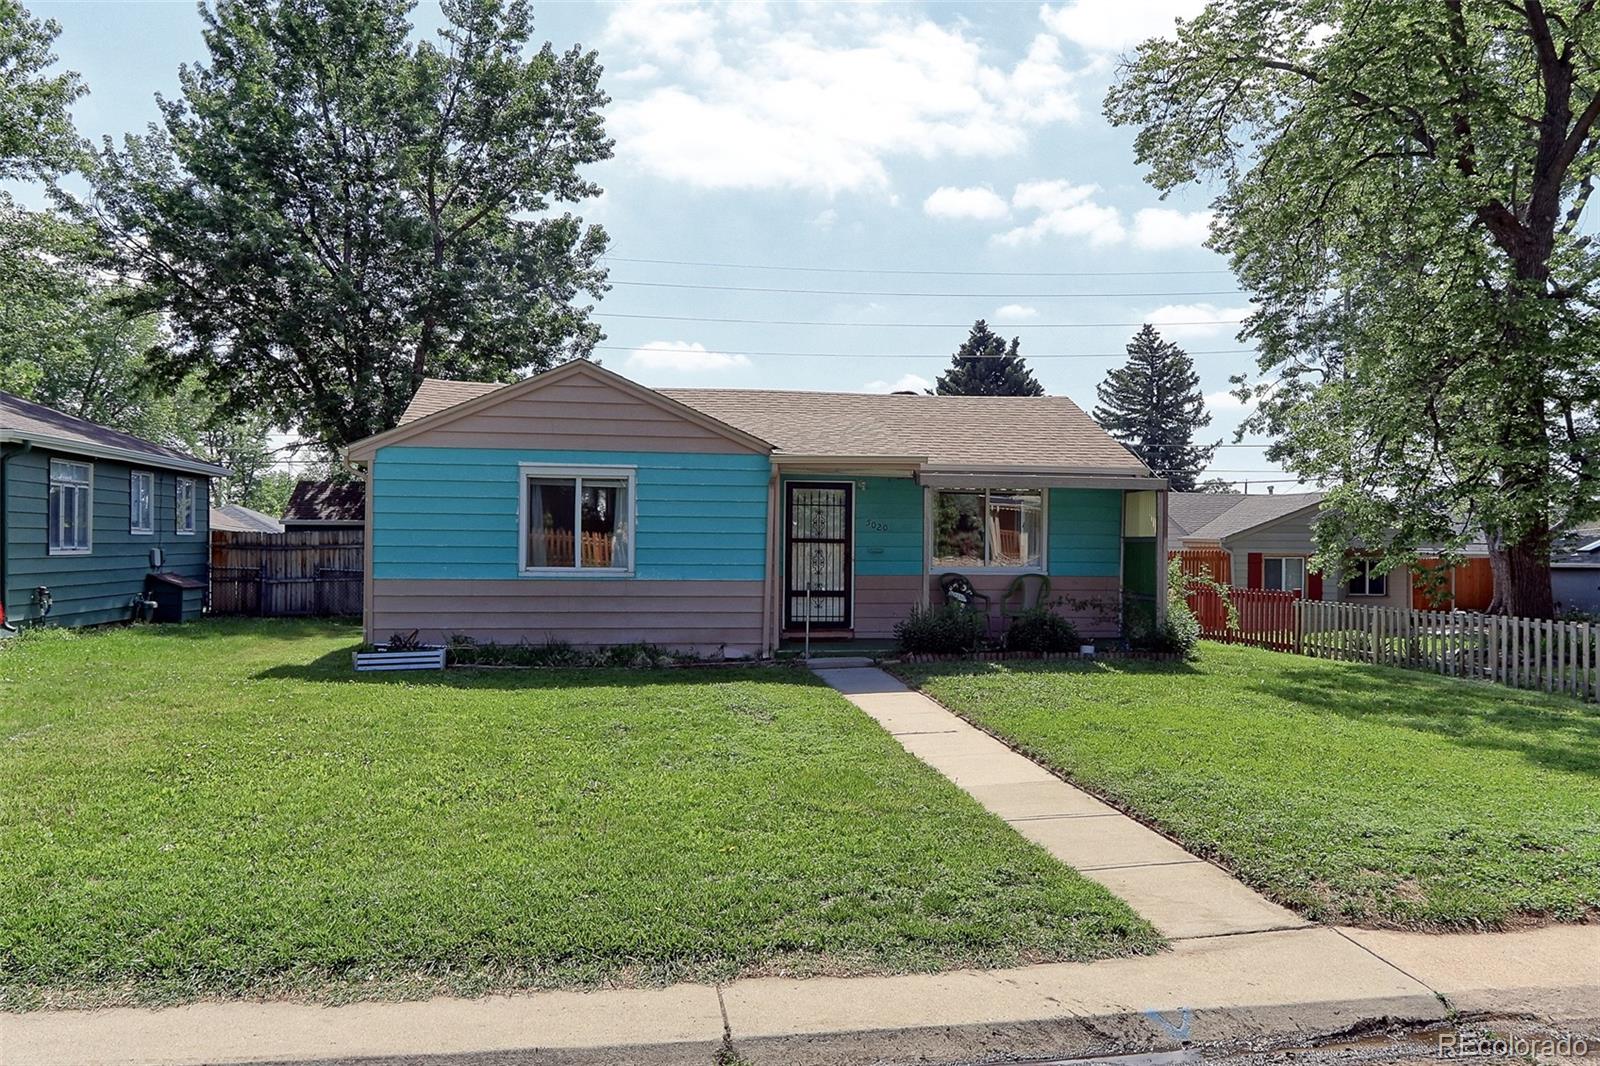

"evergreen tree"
[934,320,1043,396]
[1093,324,1217,491]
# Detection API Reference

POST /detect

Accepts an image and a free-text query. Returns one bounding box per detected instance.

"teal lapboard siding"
[854,476,924,575]
[778,475,925,578]
[1047,489,1122,577]
[1,445,211,628]
[372,446,770,580]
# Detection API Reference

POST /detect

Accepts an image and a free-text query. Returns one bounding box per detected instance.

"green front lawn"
[0,620,1158,1008]
[898,645,1600,930]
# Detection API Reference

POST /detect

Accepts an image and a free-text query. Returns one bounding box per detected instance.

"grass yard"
[898,644,1600,931]
[0,620,1158,1008]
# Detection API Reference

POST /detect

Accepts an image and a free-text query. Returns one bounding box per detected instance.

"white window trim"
[130,470,155,535]
[175,477,198,535]
[1263,555,1307,593]
[925,486,1049,575]
[1347,558,1388,597]
[48,458,94,556]
[517,463,637,578]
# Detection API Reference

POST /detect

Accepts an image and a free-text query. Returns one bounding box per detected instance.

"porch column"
[919,484,931,609]
[1155,488,1169,625]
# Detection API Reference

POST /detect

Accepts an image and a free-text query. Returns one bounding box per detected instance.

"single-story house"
[1,390,227,629]
[1168,490,1494,610]
[210,503,285,534]
[282,479,366,530]
[1552,525,1600,615]
[344,361,1169,656]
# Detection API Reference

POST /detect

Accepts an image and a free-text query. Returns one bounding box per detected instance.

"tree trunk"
[1485,528,1512,615]
[1496,521,1556,619]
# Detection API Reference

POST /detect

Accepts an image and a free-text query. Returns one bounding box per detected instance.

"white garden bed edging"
[353,646,447,672]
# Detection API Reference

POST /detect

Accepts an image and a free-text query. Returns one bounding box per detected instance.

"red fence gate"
[1187,586,1300,651]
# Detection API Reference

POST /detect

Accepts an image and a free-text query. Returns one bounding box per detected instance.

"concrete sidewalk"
[812,664,1308,941]
[9,924,1600,1066]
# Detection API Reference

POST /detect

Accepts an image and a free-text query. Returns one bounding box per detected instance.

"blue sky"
[28,0,1297,489]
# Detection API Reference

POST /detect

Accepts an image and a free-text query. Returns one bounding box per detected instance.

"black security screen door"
[785,482,852,630]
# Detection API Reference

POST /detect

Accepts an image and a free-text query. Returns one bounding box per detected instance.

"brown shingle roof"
[0,390,227,476]
[283,479,366,524]
[397,377,1150,473]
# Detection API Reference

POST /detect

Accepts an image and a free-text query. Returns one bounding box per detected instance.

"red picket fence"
[1187,586,1300,652]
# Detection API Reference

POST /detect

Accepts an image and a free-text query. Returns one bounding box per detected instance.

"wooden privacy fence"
[1188,585,1600,701]
[210,529,364,617]
[1170,548,1233,585]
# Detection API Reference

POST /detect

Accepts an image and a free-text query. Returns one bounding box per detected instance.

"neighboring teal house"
[344,361,1168,656]
[1,391,228,629]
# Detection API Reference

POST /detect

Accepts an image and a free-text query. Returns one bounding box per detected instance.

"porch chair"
[939,573,992,616]
[1000,573,1053,618]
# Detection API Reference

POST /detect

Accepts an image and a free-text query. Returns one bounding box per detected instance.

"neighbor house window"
[1263,556,1306,594]
[520,465,634,573]
[130,471,155,534]
[1346,558,1388,596]
[932,488,1044,570]
[48,459,93,555]
[175,478,197,535]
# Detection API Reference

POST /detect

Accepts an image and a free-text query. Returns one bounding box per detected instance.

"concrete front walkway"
[812,664,1308,941]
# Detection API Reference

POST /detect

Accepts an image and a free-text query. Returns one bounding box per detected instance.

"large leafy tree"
[0,0,83,181]
[1094,324,1217,490]
[82,0,612,453]
[935,320,1044,396]
[1108,0,1600,617]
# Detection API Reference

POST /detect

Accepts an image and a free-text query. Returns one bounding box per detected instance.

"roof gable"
[347,361,773,460]
[1167,491,1326,544]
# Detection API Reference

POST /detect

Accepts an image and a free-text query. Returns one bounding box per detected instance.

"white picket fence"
[1295,600,1599,701]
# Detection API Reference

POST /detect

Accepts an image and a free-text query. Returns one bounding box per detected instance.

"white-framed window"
[1346,558,1388,597]
[1263,555,1306,594]
[519,464,635,575]
[130,471,155,534]
[931,488,1046,571]
[175,477,197,535]
[48,459,93,555]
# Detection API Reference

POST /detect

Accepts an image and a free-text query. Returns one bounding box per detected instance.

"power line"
[602,255,1236,278]
[593,343,1256,360]
[596,312,1249,328]
[605,279,1248,299]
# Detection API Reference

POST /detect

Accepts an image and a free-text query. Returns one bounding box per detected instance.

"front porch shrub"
[894,604,987,654]
[1002,607,1081,653]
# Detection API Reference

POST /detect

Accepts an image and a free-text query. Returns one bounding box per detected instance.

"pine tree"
[1093,324,1218,492]
[934,320,1044,396]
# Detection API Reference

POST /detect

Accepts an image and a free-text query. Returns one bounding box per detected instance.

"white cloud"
[1142,302,1253,340]
[623,340,751,374]
[994,304,1040,321]
[1132,207,1214,250]
[995,180,1125,246]
[1204,388,1245,410]
[863,373,933,394]
[604,4,1082,194]
[1040,0,1207,54]
[810,208,839,230]
[923,185,1011,220]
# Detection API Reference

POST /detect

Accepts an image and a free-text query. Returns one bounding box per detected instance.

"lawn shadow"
[1253,658,1600,778]
[893,657,1202,682]
[252,643,828,692]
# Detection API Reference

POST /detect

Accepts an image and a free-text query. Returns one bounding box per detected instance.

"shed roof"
[283,479,366,524]
[0,390,228,477]
[210,504,285,534]
[394,374,1151,474]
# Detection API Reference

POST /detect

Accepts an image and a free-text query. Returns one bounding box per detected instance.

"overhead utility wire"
[605,279,1247,298]
[596,312,1249,328]
[600,255,1236,278]
[590,343,1255,360]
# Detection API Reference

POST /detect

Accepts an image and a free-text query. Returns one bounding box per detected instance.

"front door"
[785,482,852,630]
